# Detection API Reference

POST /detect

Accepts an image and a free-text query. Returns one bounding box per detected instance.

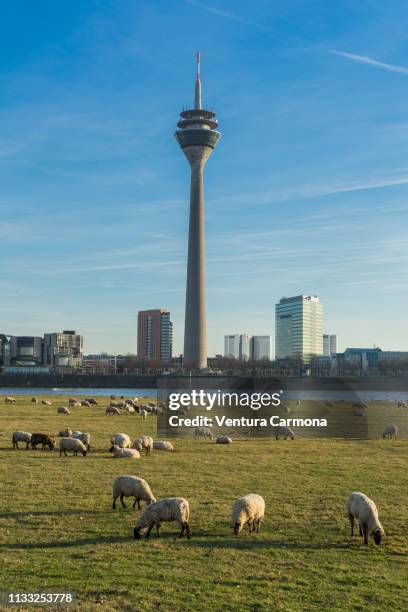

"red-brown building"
[137,309,173,361]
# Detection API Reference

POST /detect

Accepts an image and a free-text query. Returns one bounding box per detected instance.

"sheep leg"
[256,519,261,533]
[64,449,67,457]
[120,494,126,509]
[362,524,368,545]
[112,497,117,510]
[185,522,191,539]
[145,525,154,539]
[349,514,354,537]
[156,524,161,537]
[26,442,29,450]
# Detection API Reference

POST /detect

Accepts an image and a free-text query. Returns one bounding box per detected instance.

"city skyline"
[1,2,408,355]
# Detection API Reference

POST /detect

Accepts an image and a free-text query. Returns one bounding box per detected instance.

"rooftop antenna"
[195,50,202,110]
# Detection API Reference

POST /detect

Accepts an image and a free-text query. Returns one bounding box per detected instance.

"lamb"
[42,400,52,406]
[57,406,70,415]
[133,498,191,539]
[5,396,16,404]
[275,426,295,440]
[59,437,87,457]
[58,428,72,438]
[12,431,32,449]
[31,397,39,404]
[109,445,140,459]
[347,492,384,545]
[131,435,153,456]
[112,476,156,510]
[81,400,91,408]
[216,436,232,444]
[231,494,265,536]
[111,433,131,449]
[153,440,174,451]
[106,405,120,416]
[195,426,213,440]
[30,433,55,450]
[383,424,398,439]
[71,431,91,450]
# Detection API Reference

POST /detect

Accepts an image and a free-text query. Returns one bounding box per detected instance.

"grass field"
[0,395,407,611]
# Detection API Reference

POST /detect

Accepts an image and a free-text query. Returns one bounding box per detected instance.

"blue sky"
[1,0,408,356]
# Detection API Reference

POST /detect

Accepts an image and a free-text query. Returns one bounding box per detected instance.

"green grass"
[0,395,407,611]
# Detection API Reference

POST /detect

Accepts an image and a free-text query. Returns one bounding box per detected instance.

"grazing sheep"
[30,433,55,450]
[81,400,91,408]
[42,400,52,406]
[139,409,147,420]
[85,398,98,405]
[109,445,140,459]
[116,401,127,409]
[12,431,31,449]
[5,396,16,404]
[71,431,91,450]
[216,436,232,444]
[231,494,265,536]
[397,400,407,409]
[31,397,39,404]
[275,426,295,440]
[106,405,120,416]
[58,428,72,438]
[125,405,136,415]
[72,402,81,407]
[68,397,78,404]
[347,492,384,545]
[57,406,70,415]
[111,433,131,449]
[133,498,191,540]
[131,435,153,456]
[195,426,213,440]
[59,437,87,457]
[153,440,174,451]
[383,424,398,439]
[112,476,156,510]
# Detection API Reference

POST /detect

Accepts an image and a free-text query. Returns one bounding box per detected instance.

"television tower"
[175,52,221,369]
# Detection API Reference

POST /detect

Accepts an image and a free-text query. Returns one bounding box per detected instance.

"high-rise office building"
[275,295,323,362]
[137,309,173,362]
[224,334,250,360]
[9,336,43,366]
[323,334,337,356]
[250,336,271,361]
[175,52,221,370]
[43,331,83,366]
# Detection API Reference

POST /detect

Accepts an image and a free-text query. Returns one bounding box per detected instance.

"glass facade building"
[275,295,323,362]
[137,309,173,362]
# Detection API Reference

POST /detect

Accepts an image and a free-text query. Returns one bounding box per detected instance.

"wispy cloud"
[329,49,408,76]
[183,0,275,32]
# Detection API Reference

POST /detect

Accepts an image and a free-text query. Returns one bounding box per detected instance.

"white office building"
[224,334,250,360]
[275,295,323,362]
[323,334,337,356]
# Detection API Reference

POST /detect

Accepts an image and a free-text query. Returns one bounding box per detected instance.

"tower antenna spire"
[195,50,202,110]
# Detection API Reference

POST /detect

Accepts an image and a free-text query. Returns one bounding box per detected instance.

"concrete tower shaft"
[175,53,221,370]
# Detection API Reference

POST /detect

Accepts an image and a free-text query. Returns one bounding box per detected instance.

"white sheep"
[111,433,131,449]
[139,409,147,420]
[42,400,52,406]
[275,426,295,440]
[12,431,31,449]
[133,497,191,539]
[231,494,265,536]
[125,405,136,415]
[5,396,16,404]
[58,428,72,437]
[153,440,174,451]
[72,431,91,450]
[383,424,398,439]
[106,405,120,416]
[132,435,153,456]
[109,445,140,459]
[59,437,87,457]
[112,475,156,510]
[347,492,384,545]
[216,436,232,444]
[195,426,213,440]
[397,400,407,409]
[57,406,70,415]
[81,400,91,408]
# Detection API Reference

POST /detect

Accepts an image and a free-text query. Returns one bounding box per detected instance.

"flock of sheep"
[3,394,398,544]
